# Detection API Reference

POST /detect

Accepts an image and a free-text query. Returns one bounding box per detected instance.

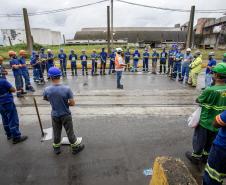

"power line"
[0,0,108,17]
[116,0,226,13]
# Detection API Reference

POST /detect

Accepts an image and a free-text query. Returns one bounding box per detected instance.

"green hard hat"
[212,62,226,75]
[223,53,226,58]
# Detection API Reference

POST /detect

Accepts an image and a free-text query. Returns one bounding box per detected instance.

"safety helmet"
[208,52,215,56]
[40,48,45,52]
[186,48,191,52]
[223,53,226,58]
[194,50,201,55]
[32,51,36,55]
[82,49,86,52]
[60,48,64,52]
[93,49,96,52]
[172,44,177,48]
[48,67,62,78]
[153,49,156,52]
[8,50,16,57]
[0,56,3,61]
[212,63,226,75]
[47,49,51,53]
[71,49,74,53]
[116,48,123,52]
[19,50,26,56]
[145,48,148,51]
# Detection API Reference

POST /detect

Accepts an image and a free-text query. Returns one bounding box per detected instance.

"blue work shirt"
[143,52,149,62]
[69,54,78,63]
[80,55,88,62]
[30,57,41,69]
[90,53,99,61]
[152,52,159,62]
[58,53,67,63]
[47,53,54,65]
[124,51,131,62]
[175,52,184,62]
[10,58,22,76]
[39,53,47,62]
[206,59,217,74]
[0,79,13,105]
[214,111,226,149]
[100,51,107,62]
[160,52,168,62]
[168,49,177,61]
[109,53,115,62]
[43,84,74,117]
[19,57,28,72]
[133,52,140,61]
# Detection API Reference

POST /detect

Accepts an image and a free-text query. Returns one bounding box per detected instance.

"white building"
[0,28,62,46]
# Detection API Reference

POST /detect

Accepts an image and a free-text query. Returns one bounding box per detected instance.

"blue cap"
[48,67,62,78]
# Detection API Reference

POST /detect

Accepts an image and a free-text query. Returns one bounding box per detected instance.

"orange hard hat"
[19,50,27,56]
[8,50,16,57]
[0,56,3,61]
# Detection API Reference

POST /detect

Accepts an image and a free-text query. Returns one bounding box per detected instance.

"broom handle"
[33,97,45,136]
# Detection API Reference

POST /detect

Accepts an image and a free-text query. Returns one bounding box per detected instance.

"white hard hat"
[208,52,215,56]
[186,48,191,52]
[116,48,123,52]
[47,49,51,52]
[82,49,86,52]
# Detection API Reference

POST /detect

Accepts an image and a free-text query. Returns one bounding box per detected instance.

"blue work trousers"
[173,61,182,78]
[91,61,97,75]
[0,102,21,139]
[133,60,138,71]
[143,60,149,71]
[181,62,190,80]
[14,75,23,91]
[116,71,122,87]
[60,62,67,76]
[109,60,115,74]
[205,73,213,87]
[82,61,88,75]
[21,70,31,88]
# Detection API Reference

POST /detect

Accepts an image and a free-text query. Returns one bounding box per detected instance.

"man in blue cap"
[46,49,55,79]
[132,49,140,72]
[0,78,28,144]
[151,49,159,74]
[80,49,88,76]
[159,48,168,74]
[39,48,47,75]
[58,48,67,77]
[142,48,150,72]
[99,48,107,75]
[108,49,116,74]
[124,48,131,72]
[173,48,184,80]
[90,49,99,76]
[168,44,177,77]
[43,67,85,155]
[69,49,78,76]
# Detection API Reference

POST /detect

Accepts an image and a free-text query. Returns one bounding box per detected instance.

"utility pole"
[110,0,114,48]
[8,36,12,46]
[186,5,195,49]
[23,8,33,54]
[63,34,66,45]
[107,6,111,55]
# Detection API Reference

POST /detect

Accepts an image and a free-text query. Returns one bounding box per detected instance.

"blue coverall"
[90,53,98,75]
[133,51,140,72]
[58,53,67,76]
[173,52,184,79]
[80,54,88,76]
[39,52,47,74]
[181,53,193,81]
[124,51,131,71]
[19,56,32,90]
[160,51,168,74]
[143,51,149,72]
[168,49,177,76]
[100,51,107,75]
[0,79,21,139]
[30,57,43,82]
[47,53,54,73]
[69,53,78,76]
[109,52,115,74]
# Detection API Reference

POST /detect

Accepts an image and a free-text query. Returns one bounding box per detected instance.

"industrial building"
[0,28,62,46]
[71,26,187,48]
[194,16,226,49]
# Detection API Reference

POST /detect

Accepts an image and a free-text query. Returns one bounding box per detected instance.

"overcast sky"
[0,0,225,39]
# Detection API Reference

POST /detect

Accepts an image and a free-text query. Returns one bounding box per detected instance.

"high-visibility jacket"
[115,53,124,71]
[189,55,203,74]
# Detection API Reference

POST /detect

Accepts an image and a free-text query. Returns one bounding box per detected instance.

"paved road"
[0,71,205,185]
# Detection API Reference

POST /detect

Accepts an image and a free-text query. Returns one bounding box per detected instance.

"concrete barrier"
[150,156,198,185]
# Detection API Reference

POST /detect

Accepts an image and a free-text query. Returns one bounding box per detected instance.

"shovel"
[33,97,52,142]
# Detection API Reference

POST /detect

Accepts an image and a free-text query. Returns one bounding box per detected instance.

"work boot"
[119,85,124,89]
[13,136,28,144]
[53,147,61,155]
[71,138,85,155]
[21,90,27,95]
[178,77,184,82]
[17,93,24,98]
[202,155,208,164]
[185,151,202,165]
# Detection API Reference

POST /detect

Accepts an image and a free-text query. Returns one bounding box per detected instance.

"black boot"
[72,144,85,155]
[185,151,202,165]
[53,147,61,155]
[13,135,28,144]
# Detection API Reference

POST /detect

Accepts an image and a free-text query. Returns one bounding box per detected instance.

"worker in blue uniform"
[99,48,107,75]
[46,49,55,79]
[90,49,99,76]
[142,48,150,72]
[0,78,28,144]
[9,51,25,98]
[0,56,8,79]
[151,49,159,74]
[173,48,184,80]
[39,48,47,75]
[109,49,116,74]
[168,45,177,77]
[159,48,168,74]
[124,48,131,72]
[18,50,35,92]
[80,49,88,76]
[69,49,78,76]
[30,53,44,84]
[132,49,140,72]
[203,110,226,185]
[58,48,67,77]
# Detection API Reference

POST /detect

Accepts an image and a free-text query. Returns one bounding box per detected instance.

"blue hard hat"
[40,48,45,51]
[48,67,62,78]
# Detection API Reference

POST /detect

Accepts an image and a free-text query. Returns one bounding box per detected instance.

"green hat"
[223,53,226,58]
[212,62,226,75]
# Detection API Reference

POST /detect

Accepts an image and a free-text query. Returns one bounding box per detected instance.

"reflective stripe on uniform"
[205,163,226,183]
[216,115,226,126]
[203,150,209,156]
[192,152,202,158]
[53,143,61,148]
